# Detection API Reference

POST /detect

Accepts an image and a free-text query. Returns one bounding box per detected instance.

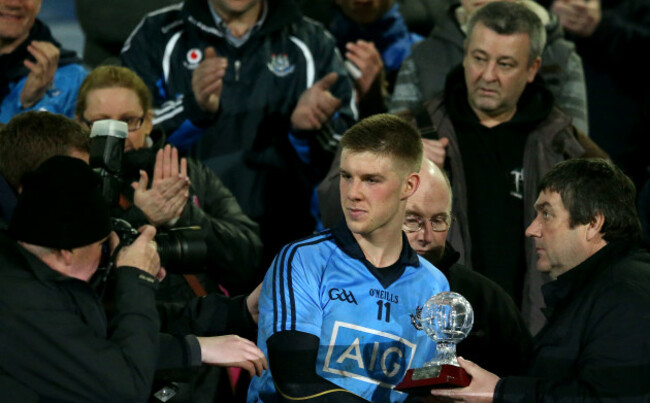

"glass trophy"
[395,291,474,395]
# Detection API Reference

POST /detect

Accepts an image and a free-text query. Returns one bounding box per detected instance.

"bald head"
[418,159,452,209]
[405,159,453,265]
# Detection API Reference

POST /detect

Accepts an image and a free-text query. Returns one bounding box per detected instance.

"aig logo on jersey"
[184,48,202,69]
[329,288,358,305]
[267,53,295,77]
[323,321,416,388]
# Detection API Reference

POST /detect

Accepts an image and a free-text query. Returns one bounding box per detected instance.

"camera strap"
[182,274,207,297]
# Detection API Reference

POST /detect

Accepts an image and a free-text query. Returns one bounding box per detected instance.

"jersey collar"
[331,220,420,268]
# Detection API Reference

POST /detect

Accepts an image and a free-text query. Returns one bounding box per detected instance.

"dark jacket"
[435,244,532,377]
[121,0,357,263]
[567,0,650,187]
[119,141,263,293]
[422,69,607,334]
[496,242,650,401]
[0,232,161,402]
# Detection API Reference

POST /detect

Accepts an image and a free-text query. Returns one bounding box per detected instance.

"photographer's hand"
[132,145,190,227]
[196,335,268,377]
[114,225,162,277]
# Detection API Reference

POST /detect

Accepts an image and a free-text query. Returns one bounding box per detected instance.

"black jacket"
[496,241,650,401]
[0,230,257,402]
[121,0,357,263]
[119,142,263,292]
[0,232,161,402]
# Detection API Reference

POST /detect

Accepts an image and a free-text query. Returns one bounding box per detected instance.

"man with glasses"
[403,158,531,377]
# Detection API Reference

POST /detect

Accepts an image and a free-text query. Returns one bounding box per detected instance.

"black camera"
[89,120,207,272]
[110,218,206,271]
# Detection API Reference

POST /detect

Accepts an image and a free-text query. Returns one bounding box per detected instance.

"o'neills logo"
[186,48,202,65]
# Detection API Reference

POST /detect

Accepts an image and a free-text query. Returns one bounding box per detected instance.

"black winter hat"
[9,156,111,249]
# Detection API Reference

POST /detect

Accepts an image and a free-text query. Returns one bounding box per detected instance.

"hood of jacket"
[443,64,555,128]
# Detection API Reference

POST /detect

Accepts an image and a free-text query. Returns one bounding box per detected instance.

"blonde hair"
[76,65,153,118]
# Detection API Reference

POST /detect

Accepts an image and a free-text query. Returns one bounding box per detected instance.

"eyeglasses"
[81,116,145,132]
[403,213,454,233]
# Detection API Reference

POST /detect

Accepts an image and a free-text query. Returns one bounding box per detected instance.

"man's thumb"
[439,137,450,147]
[315,72,338,90]
[457,357,476,374]
[205,46,217,59]
[132,170,149,191]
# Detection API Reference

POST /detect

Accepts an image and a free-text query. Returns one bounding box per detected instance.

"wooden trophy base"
[394,364,470,396]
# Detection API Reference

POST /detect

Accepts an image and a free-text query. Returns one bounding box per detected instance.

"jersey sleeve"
[259,235,332,341]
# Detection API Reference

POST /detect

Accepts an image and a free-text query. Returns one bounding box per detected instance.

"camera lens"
[155,227,207,272]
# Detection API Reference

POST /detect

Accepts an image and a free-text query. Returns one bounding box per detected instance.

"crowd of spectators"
[1,0,649,401]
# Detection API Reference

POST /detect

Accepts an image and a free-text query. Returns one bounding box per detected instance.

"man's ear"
[527,57,541,83]
[59,249,75,268]
[402,172,420,200]
[586,212,605,242]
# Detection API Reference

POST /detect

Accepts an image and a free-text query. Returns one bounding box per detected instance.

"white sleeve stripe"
[122,18,146,53]
[156,99,183,115]
[153,105,184,125]
[349,87,359,120]
[163,31,183,84]
[121,3,183,53]
[289,36,314,88]
[147,2,183,17]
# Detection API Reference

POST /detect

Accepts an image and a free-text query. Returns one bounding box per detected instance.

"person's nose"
[482,61,498,83]
[525,216,542,238]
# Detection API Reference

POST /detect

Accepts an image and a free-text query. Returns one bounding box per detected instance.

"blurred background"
[41,0,84,56]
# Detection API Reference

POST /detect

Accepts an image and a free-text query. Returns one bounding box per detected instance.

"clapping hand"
[291,72,342,131]
[132,145,191,226]
[345,40,384,101]
[21,41,60,108]
[192,46,227,113]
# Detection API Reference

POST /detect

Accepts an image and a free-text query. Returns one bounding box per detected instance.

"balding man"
[403,158,532,376]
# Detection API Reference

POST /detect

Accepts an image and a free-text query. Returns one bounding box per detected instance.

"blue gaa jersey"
[248,222,449,402]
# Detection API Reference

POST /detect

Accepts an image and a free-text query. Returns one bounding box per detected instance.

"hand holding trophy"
[395,291,474,395]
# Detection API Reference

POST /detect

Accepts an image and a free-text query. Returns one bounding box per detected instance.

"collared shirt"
[208,0,268,48]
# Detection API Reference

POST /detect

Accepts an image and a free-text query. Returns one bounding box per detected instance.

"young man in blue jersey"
[248,114,450,402]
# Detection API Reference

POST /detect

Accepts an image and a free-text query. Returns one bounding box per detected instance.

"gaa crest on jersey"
[184,48,202,69]
[267,53,295,77]
[329,288,358,305]
[323,321,416,388]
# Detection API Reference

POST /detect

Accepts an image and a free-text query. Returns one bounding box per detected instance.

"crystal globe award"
[395,291,474,394]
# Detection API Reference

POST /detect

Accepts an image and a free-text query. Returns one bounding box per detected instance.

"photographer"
[0,155,163,401]
[0,112,267,401]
